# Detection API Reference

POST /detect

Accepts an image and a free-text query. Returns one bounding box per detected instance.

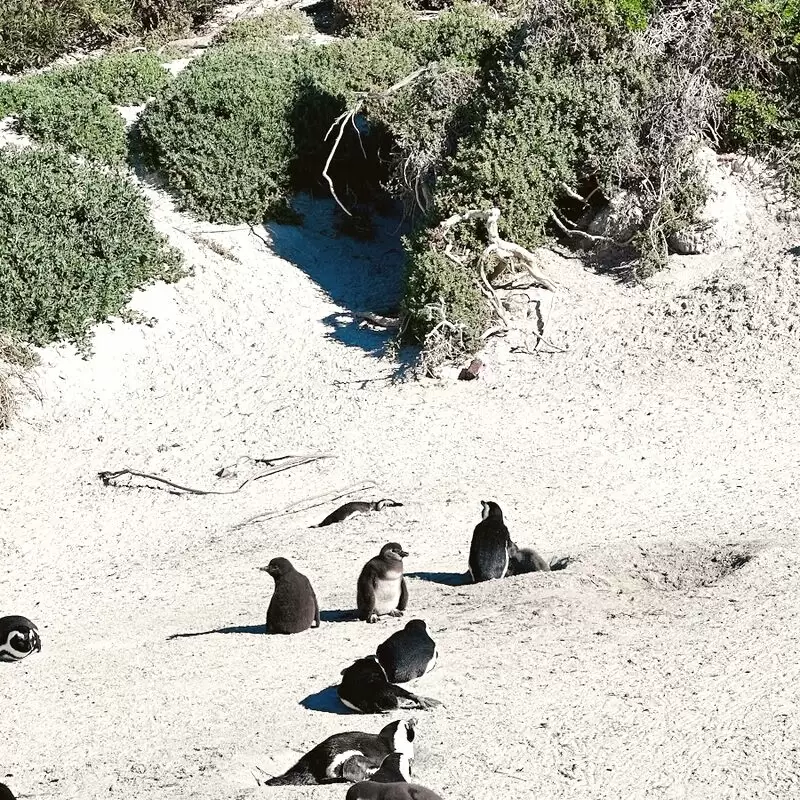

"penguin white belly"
[373,577,401,614]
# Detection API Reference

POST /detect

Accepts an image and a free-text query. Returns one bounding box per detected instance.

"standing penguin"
[0,616,41,662]
[259,558,320,634]
[263,719,416,785]
[338,656,442,713]
[375,619,437,683]
[357,543,409,623]
[468,501,512,583]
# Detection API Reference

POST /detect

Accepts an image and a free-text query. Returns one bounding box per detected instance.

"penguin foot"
[367,612,379,623]
[389,609,404,618]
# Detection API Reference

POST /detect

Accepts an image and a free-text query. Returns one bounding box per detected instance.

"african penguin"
[507,542,550,575]
[468,501,512,583]
[313,500,403,528]
[0,783,15,800]
[376,619,437,683]
[345,777,444,800]
[367,752,412,783]
[259,557,320,634]
[263,718,416,785]
[338,656,442,713]
[0,615,41,662]
[357,543,409,623]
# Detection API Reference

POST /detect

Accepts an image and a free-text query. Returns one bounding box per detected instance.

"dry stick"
[233,482,375,529]
[549,210,617,244]
[98,455,334,496]
[353,311,401,329]
[322,65,432,216]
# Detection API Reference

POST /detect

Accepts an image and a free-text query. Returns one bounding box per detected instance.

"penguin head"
[481,500,503,521]
[0,616,41,662]
[406,619,427,633]
[380,542,408,561]
[381,718,416,756]
[259,557,294,579]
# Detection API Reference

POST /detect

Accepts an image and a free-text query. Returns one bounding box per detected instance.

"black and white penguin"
[366,752,412,783]
[258,558,320,634]
[375,619,437,683]
[313,500,403,528]
[346,776,443,800]
[263,718,416,785]
[0,615,41,662]
[0,782,16,800]
[357,543,409,623]
[338,656,442,713]
[468,501,512,583]
[507,542,550,575]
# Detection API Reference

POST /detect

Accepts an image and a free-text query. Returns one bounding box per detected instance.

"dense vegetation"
[0,0,797,404]
[0,0,224,73]
[0,147,183,346]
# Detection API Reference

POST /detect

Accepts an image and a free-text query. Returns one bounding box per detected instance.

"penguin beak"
[399,550,409,558]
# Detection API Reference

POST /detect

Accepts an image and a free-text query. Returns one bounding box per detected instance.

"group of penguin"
[1,499,564,800]
[255,498,565,798]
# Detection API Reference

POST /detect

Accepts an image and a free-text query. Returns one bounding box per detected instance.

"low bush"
[0,146,183,346]
[138,37,416,222]
[8,82,128,164]
[216,8,313,43]
[38,51,171,105]
[0,332,39,430]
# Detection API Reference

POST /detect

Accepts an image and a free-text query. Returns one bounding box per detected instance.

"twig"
[98,455,334,496]
[550,209,615,244]
[232,482,375,529]
[353,311,401,329]
[559,181,587,203]
[247,223,271,248]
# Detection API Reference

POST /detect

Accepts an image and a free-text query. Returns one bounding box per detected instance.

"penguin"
[0,783,15,800]
[264,718,416,785]
[338,656,442,713]
[375,619,437,683]
[0,615,41,662]
[468,501,512,583]
[313,500,403,528]
[357,543,409,623]
[368,753,412,783]
[346,777,443,800]
[258,558,320,634]
[507,541,550,575]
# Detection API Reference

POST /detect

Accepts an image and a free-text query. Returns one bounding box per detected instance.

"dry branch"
[98,454,334,495]
[353,312,401,329]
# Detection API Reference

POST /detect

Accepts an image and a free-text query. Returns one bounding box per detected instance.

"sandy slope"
[2,55,800,800]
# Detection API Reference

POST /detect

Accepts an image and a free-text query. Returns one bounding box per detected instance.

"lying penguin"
[313,499,403,528]
[0,615,42,662]
[358,543,409,623]
[264,719,415,785]
[339,656,442,713]
[507,541,551,574]
[376,620,437,683]
[259,557,320,634]
[468,501,513,582]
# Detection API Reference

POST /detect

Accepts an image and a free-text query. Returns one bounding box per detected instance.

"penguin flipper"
[550,555,572,571]
[397,577,409,612]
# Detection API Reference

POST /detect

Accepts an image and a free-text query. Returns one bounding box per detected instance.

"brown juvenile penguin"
[357,543,409,623]
[259,557,320,634]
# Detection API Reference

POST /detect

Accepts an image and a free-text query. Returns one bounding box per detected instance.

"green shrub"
[138,37,417,223]
[217,8,313,43]
[0,146,183,346]
[333,0,416,37]
[9,83,128,164]
[38,51,170,105]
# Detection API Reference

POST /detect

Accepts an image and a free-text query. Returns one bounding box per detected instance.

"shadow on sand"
[406,571,472,586]
[300,685,354,715]
[167,624,265,639]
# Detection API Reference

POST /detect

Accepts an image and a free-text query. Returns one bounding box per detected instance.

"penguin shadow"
[299,684,354,715]
[406,571,471,586]
[320,609,360,623]
[166,623,265,640]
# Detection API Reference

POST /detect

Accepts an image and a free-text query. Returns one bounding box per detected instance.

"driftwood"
[99,454,334,496]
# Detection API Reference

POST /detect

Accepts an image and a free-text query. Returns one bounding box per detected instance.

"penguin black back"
[259,557,320,634]
[468,501,512,583]
[338,656,442,713]
[263,719,416,785]
[0,783,16,800]
[314,500,403,528]
[0,615,42,662]
[376,619,437,683]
